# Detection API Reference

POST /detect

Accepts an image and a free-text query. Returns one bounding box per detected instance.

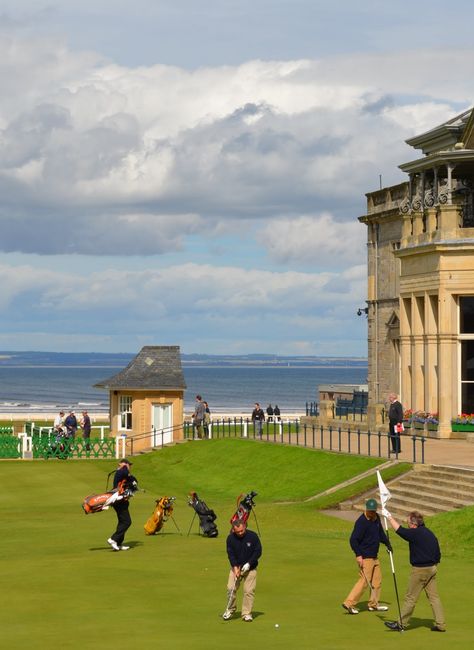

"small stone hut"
[95,345,186,451]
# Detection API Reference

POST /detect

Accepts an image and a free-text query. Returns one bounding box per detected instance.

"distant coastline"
[0,350,368,369]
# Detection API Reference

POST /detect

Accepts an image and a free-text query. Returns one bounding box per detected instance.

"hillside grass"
[1,438,471,649]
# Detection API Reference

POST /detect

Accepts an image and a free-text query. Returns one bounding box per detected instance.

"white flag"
[377,470,391,509]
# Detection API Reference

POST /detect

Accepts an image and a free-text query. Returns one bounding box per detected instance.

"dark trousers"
[112,500,131,545]
[389,420,401,453]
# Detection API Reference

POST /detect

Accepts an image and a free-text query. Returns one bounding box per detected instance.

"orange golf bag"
[82,476,138,514]
[144,496,176,535]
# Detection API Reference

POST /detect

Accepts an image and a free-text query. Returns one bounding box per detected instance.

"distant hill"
[0,351,367,368]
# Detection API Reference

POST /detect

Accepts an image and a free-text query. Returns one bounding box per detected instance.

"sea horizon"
[0,364,368,417]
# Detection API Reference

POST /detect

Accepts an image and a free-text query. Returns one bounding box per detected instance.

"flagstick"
[382,515,403,630]
[377,470,403,631]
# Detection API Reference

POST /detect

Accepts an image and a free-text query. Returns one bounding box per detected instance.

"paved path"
[394,435,474,468]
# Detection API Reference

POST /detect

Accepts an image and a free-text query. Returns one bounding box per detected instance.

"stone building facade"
[360,108,474,438]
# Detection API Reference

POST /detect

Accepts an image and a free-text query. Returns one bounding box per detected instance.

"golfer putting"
[342,498,392,615]
[222,519,262,622]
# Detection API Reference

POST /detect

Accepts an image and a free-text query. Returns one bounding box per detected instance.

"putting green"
[1,439,470,649]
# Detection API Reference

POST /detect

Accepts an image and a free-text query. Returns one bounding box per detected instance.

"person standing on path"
[192,394,206,439]
[342,498,392,615]
[64,410,78,439]
[383,510,446,632]
[203,401,211,438]
[80,410,91,450]
[388,393,403,454]
[222,519,262,622]
[266,404,274,422]
[273,405,281,421]
[251,403,265,438]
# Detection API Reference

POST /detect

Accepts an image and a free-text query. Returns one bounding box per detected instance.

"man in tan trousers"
[222,519,262,622]
[383,510,446,632]
[342,498,392,615]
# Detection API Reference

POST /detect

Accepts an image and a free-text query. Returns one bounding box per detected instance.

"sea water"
[0,365,367,415]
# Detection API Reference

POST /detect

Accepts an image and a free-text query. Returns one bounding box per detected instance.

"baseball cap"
[119,458,133,465]
[365,498,378,511]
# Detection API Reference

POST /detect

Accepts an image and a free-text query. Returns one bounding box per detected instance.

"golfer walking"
[383,510,446,632]
[342,498,391,614]
[107,458,136,551]
[222,519,262,622]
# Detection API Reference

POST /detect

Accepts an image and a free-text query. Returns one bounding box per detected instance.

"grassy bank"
[1,439,471,649]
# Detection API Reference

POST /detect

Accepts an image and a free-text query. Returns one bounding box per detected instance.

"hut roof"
[94,346,186,390]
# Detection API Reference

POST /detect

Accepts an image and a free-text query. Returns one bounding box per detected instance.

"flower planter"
[451,423,474,432]
[413,422,425,430]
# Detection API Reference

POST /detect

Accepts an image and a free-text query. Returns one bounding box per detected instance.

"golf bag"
[82,475,139,515]
[46,429,71,459]
[230,491,258,525]
[144,496,176,535]
[188,491,218,537]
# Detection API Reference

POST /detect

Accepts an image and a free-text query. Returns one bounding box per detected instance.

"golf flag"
[377,470,391,509]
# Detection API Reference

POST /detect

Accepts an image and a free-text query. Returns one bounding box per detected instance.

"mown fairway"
[2,439,471,649]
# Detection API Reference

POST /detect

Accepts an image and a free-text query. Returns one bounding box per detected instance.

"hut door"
[152,404,173,445]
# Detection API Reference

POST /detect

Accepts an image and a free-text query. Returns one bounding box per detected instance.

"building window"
[460,298,474,413]
[460,297,474,333]
[119,395,132,430]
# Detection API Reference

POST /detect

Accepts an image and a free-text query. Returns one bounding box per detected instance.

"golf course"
[3,438,472,649]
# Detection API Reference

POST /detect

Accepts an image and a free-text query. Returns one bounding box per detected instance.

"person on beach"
[107,458,137,551]
[192,394,206,439]
[383,510,446,632]
[388,393,403,454]
[222,518,262,622]
[80,410,91,450]
[251,403,265,437]
[342,498,391,615]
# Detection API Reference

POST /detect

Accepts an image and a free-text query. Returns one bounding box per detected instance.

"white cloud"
[259,213,366,268]
[0,30,471,257]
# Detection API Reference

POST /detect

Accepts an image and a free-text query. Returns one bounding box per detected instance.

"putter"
[361,567,377,602]
[223,574,239,616]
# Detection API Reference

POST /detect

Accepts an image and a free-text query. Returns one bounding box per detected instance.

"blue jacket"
[396,525,441,566]
[350,513,390,558]
[226,529,262,569]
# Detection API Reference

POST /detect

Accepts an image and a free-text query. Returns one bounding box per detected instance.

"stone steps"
[345,464,474,518]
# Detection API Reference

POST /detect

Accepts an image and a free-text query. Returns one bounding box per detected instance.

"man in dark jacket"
[342,498,392,615]
[107,458,137,552]
[388,393,404,454]
[251,403,265,438]
[383,510,446,632]
[64,411,78,439]
[222,519,262,622]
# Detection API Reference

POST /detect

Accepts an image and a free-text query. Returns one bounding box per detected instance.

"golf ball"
[275,624,279,628]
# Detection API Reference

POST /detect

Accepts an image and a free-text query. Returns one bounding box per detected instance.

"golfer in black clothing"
[222,519,262,622]
[107,458,136,552]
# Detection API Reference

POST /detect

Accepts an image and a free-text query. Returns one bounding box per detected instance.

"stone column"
[367,403,385,430]
[318,400,334,424]
[438,203,459,236]
[399,296,412,412]
[437,291,457,438]
[425,207,437,236]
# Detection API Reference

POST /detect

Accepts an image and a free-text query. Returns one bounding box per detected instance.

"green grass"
[1,439,471,649]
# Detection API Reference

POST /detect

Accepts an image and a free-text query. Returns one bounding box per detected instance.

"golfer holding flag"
[377,471,446,633]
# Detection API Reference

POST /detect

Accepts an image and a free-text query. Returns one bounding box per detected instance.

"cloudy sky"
[1,1,473,355]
